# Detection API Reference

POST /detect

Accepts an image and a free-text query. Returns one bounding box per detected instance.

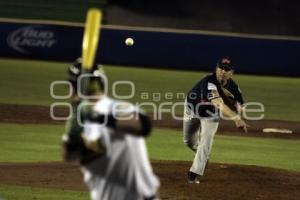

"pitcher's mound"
[0,161,299,199]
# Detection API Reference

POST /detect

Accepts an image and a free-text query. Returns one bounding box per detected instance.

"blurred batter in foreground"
[62,58,160,200]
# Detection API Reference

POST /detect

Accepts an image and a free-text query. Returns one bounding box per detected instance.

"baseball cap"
[217,57,233,71]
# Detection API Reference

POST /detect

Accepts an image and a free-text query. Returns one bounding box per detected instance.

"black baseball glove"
[222,87,239,112]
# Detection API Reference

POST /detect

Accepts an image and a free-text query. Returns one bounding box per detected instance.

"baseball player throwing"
[183,57,248,183]
[62,58,160,200]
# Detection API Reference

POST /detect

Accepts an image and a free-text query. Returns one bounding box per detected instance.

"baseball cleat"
[187,171,200,184]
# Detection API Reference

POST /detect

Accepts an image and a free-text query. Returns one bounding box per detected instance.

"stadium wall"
[0,19,299,76]
[107,0,300,36]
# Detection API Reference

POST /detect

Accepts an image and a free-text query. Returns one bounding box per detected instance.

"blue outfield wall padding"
[0,21,300,76]
[0,22,82,61]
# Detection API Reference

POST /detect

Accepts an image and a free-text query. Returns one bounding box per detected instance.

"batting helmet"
[67,57,105,94]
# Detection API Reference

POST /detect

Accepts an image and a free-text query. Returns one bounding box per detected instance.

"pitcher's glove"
[222,87,240,112]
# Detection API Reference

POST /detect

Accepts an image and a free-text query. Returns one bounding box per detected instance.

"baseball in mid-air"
[125,37,134,46]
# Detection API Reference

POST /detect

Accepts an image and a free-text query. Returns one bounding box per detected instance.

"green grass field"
[0,185,88,200]
[1,123,300,199]
[1,123,299,171]
[1,59,299,121]
[1,58,300,199]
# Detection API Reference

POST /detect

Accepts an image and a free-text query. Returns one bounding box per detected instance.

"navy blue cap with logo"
[217,57,233,71]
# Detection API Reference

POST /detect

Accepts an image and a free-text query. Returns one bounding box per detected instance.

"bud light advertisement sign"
[0,22,82,61]
[1,20,300,76]
[7,25,57,54]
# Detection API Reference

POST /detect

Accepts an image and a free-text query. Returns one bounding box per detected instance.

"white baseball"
[125,38,134,46]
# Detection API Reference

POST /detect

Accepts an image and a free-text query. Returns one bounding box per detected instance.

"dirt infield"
[0,161,299,200]
[1,103,300,199]
[1,104,299,139]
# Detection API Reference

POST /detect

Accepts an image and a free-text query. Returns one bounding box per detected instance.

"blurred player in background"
[62,58,160,200]
[183,57,248,183]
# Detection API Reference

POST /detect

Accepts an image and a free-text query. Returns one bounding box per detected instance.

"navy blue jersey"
[186,73,244,117]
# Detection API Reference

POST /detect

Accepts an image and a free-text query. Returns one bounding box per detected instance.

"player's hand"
[234,118,249,133]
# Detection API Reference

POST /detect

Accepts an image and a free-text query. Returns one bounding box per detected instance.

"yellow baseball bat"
[82,8,102,69]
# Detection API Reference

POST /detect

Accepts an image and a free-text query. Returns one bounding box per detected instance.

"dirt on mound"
[0,161,299,200]
[0,103,299,139]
